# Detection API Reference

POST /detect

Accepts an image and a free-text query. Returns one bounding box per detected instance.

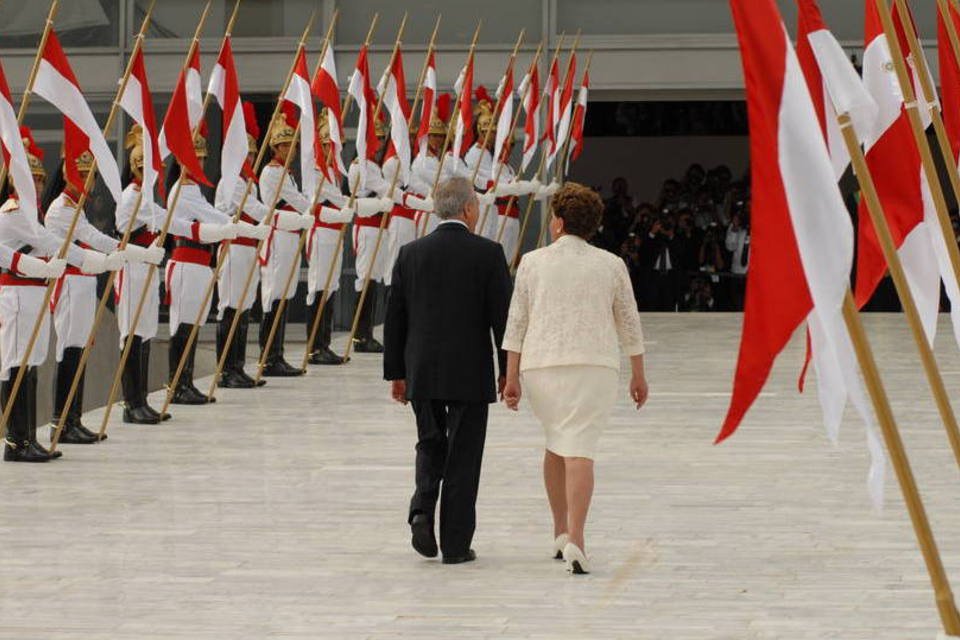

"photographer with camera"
[725,201,751,310]
[643,211,685,311]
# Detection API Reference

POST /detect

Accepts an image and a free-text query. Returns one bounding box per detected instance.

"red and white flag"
[518,63,540,173]
[567,69,589,164]
[541,57,560,169]
[854,1,941,345]
[718,0,885,505]
[312,43,346,177]
[347,45,379,190]
[0,61,39,224]
[284,49,316,199]
[208,36,248,202]
[452,57,474,159]
[549,53,577,172]
[492,61,515,179]
[379,46,411,185]
[159,47,210,186]
[415,51,437,158]
[119,47,163,198]
[33,31,122,201]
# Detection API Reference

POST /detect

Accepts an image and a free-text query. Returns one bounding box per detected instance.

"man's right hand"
[391,379,408,405]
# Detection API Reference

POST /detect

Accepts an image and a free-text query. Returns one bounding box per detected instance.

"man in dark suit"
[384,177,512,565]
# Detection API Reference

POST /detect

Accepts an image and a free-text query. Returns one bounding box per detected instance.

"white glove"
[357,198,386,217]
[404,194,434,212]
[377,196,394,213]
[317,205,354,225]
[478,191,497,207]
[123,243,164,266]
[198,223,237,243]
[236,221,271,241]
[105,250,126,272]
[274,210,306,232]
[514,180,539,196]
[493,182,519,198]
[80,250,108,275]
[537,180,560,199]
[16,255,64,279]
[298,214,315,230]
[144,241,166,265]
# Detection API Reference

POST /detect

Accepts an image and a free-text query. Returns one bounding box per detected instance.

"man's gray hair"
[434,177,476,220]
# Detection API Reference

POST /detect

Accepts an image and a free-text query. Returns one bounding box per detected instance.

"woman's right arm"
[503,350,522,410]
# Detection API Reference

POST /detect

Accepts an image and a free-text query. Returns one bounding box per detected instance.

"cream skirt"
[522,365,619,460]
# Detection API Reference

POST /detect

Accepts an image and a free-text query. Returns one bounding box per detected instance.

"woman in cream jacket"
[502,182,648,575]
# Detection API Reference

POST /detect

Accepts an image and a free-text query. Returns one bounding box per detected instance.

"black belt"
[174,237,210,251]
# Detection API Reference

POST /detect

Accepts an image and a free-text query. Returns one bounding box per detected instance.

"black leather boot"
[261,301,303,377]
[27,368,60,459]
[67,354,102,441]
[218,307,254,388]
[352,286,384,353]
[52,348,98,444]
[122,337,159,424]
[2,368,49,462]
[310,295,345,365]
[235,311,265,386]
[169,324,212,405]
[141,339,170,421]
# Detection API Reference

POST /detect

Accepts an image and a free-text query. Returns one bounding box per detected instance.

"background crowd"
[591,164,751,312]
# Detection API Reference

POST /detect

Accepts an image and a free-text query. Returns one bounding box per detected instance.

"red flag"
[160,47,210,186]
[0,63,40,223]
[940,0,960,159]
[382,46,411,184]
[542,58,560,161]
[452,57,474,158]
[119,47,164,199]
[550,53,577,171]
[520,63,540,172]
[568,70,589,163]
[347,45,379,164]
[208,36,249,200]
[415,51,437,156]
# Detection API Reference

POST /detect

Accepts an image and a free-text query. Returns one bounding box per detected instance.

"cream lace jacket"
[503,234,645,372]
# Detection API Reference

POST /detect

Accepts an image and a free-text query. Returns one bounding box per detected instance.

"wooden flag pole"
[278,14,405,369]
[164,8,336,411]
[0,0,153,443]
[95,0,222,438]
[204,11,346,401]
[0,0,59,193]
[472,29,527,237]
[300,14,441,373]
[892,0,960,293]
[510,33,567,268]
[838,110,960,635]
[250,12,391,384]
[414,20,483,240]
[536,32,581,249]
[49,0,160,451]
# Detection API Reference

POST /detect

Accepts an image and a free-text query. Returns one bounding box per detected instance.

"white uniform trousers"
[52,273,96,362]
[477,204,500,241]
[415,211,440,237]
[496,215,521,266]
[0,284,49,381]
[306,226,343,306]
[384,215,418,287]
[217,242,259,318]
[166,260,214,334]
[353,224,389,292]
[115,262,159,345]
[259,228,301,308]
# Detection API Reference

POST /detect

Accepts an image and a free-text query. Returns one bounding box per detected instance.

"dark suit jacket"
[384,221,512,404]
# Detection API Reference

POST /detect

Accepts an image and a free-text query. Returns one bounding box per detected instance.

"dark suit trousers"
[409,400,488,556]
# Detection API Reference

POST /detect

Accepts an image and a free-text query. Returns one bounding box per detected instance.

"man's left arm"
[486,247,514,382]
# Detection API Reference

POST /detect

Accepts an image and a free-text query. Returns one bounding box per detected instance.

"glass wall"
[134,0,322,39]
[0,0,120,47]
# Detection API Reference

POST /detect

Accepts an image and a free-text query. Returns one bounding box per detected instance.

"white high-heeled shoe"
[553,533,569,560]
[563,542,589,575]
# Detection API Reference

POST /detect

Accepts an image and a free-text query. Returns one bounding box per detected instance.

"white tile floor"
[2,314,960,638]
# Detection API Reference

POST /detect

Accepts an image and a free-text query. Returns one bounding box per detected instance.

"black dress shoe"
[32,441,61,460]
[309,347,345,366]
[235,369,266,387]
[123,404,160,425]
[3,441,49,462]
[261,358,305,377]
[442,549,476,565]
[410,514,438,558]
[219,367,256,389]
[170,383,214,405]
[145,405,173,421]
[73,422,104,441]
[352,337,384,354]
[51,423,98,445]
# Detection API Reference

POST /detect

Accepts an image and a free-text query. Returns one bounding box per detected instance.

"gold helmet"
[317,106,332,144]
[193,121,209,159]
[269,109,297,148]
[374,115,389,138]
[125,124,145,176]
[474,86,495,138]
[428,93,452,136]
[20,126,45,178]
[73,150,95,173]
[429,110,447,136]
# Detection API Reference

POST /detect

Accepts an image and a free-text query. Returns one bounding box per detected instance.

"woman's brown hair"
[552,182,603,239]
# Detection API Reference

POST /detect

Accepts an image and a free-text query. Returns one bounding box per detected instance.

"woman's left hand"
[630,374,649,410]
[503,377,522,411]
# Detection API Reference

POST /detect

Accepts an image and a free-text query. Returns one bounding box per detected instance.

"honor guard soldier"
[411,94,469,236]
[0,129,105,460]
[464,88,500,240]
[214,101,271,387]
[45,149,153,444]
[346,118,395,354]
[258,109,315,376]
[166,125,262,403]
[304,108,355,365]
